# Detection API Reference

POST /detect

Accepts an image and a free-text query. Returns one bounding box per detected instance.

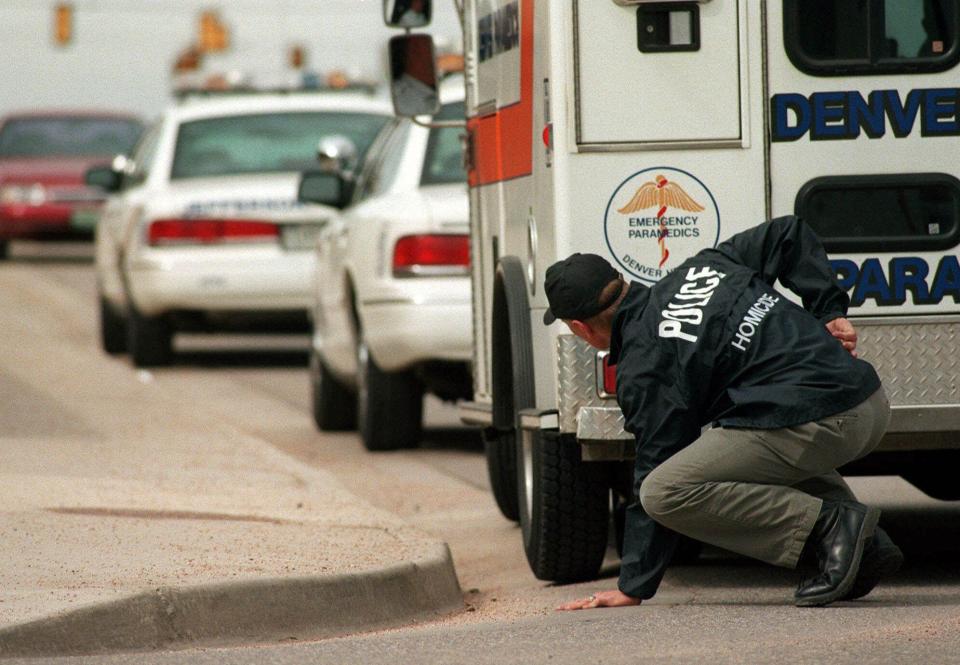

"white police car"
[302,79,470,450]
[88,92,391,366]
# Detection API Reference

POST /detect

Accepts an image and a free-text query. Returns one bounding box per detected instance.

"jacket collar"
[607,281,649,364]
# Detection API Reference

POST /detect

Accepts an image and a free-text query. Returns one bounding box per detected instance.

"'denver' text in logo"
[603,167,720,284]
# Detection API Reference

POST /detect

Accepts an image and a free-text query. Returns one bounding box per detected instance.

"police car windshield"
[170,112,388,180]
[420,101,466,186]
[0,117,143,158]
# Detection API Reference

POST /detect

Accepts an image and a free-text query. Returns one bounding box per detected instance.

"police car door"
[766,1,960,426]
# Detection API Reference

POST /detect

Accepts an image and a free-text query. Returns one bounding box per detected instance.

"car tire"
[0,240,8,260]
[127,305,173,367]
[517,429,610,583]
[483,428,520,522]
[310,347,356,431]
[99,296,127,355]
[356,338,423,451]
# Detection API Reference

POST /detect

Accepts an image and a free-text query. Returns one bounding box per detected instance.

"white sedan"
[303,82,470,450]
[89,92,391,366]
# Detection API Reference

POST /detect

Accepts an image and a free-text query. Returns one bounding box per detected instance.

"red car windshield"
[0,117,143,158]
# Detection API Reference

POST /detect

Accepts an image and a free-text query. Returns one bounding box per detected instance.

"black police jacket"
[607,215,882,599]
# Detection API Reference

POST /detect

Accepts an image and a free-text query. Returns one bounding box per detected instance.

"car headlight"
[0,184,47,206]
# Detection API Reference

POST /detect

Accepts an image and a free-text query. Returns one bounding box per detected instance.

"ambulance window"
[785,0,960,75]
[796,174,960,252]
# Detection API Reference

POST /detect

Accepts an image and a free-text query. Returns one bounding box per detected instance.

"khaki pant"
[639,387,891,568]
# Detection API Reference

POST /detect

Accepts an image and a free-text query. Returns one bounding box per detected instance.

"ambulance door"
[766,0,960,318]
[766,1,960,441]
[575,0,743,146]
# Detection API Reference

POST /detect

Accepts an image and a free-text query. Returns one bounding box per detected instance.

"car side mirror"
[85,165,122,192]
[383,0,431,28]
[389,34,440,117]
[298,170,349,209]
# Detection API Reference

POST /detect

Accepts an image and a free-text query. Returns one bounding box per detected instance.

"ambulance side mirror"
[388,34,440,118]
[383,0,431,29]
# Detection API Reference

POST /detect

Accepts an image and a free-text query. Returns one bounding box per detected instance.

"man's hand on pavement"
[826,317,858,358]
[556,589,641,611]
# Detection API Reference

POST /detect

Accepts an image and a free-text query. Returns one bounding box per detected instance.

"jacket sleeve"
[617,454,681,599]
[616,355,702,599]
[714,215,848,322]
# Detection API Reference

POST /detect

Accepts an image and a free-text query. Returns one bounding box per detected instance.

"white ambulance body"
[388,0,960,582]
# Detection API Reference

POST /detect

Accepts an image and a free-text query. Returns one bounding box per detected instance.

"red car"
[0,111,143,258]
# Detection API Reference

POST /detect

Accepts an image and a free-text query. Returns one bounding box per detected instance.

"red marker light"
[602,354,617,396]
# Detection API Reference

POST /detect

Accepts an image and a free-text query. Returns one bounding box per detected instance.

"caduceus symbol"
[617,174,705,268]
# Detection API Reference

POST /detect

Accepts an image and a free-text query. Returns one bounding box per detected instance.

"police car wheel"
[127,305,173,368]
[483,428,520,522]
[356,338,423,451]
[0,240,8,260]
[99,296,127,355]
[517,429,609,583]
[310,347,356,431]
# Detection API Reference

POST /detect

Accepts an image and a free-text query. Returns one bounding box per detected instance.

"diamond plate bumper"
[555,319,960,453]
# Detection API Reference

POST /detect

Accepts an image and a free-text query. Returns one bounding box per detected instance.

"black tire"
[0,240,8,260]
[357,339,423,451]
[899,451,960,500]
[127,305,173,367]
[99,296,127,355]
[902,471,960,501]
[310,347,356,431]
[517,430,610,583]
[487,257,533,524]
[483,428,520,522]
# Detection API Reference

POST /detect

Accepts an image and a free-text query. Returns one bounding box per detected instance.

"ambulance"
[382,0,960,583]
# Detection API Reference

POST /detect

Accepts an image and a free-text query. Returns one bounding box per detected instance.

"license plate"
[281,224,322,250]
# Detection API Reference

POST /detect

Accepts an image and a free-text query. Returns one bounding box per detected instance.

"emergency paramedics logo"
[603,167,720,284]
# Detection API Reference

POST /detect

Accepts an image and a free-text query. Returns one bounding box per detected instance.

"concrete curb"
[0,543,462,658]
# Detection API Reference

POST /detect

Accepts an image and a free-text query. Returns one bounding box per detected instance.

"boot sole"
[795,507,881,607]
[842,543,904,601]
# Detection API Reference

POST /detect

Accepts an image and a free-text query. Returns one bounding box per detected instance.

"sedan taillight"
[392,234,469,277]
[147,218,279,246]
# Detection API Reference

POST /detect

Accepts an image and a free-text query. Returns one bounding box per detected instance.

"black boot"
[840,527,904,601]
[794,500,880,607]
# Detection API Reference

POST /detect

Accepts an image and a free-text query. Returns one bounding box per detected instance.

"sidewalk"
[0,269,463,657]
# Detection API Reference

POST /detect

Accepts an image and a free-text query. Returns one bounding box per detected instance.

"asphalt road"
[8,241,960,665]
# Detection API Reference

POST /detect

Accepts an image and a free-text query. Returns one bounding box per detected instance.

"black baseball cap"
[543,253,621,325]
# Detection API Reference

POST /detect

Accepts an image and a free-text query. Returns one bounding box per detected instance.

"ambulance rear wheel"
[356,338,423,451]
[903,469,960,501]
[517,430,609,583]
[484,428,520,521]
